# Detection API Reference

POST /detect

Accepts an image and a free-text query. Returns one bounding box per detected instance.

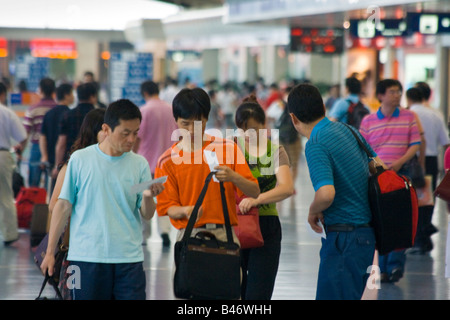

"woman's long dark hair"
[235,94,266,129]
[68,108,106,160]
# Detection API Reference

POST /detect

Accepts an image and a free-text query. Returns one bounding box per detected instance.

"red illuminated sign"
[0,38,7,57]
[290,28,344,54]
[30,38,77,59]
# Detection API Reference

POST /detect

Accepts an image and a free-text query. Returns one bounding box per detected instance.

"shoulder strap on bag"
[182,171,234,244]
[183,172,215,240]
[344,123,385,174]
[219,181,234,244]
[343,123,372,158]
[36,272,63,300]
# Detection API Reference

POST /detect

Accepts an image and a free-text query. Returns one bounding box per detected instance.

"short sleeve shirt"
[305,118,376,226]
[329,94,360,123]
[359,107,421,166]
[59,144,152,263]
[155,136,258,230]
[235,137,290,217]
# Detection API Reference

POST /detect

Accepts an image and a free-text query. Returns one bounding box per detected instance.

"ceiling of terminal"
[285,1,450,28]
[158,0,224,8]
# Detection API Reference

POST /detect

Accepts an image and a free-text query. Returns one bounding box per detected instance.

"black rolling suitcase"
[30,203,49,247]
[29,163,52,247]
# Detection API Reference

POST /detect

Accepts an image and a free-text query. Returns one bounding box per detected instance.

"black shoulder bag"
[173,171,241,300]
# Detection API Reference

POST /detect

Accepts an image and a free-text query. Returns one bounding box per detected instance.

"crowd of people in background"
[1,70,450,300]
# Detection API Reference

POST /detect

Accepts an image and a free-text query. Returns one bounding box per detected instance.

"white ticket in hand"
[307,220,326,239]
[204,150,219,182]
[131,176,167,194]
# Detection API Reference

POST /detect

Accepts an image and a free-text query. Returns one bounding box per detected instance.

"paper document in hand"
[307,220,326,239]
[204,150,219,182]
[131,176,167,194]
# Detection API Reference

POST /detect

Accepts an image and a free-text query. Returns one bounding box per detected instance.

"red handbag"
[435,170,450,202]
[233,195,264,249]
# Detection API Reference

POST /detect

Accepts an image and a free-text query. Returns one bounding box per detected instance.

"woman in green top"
[235,95,295,300]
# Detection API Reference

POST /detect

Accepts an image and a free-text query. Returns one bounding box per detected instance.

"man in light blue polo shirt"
[41,99,164,300]
[287,83,385,300]
[329,77,368,124]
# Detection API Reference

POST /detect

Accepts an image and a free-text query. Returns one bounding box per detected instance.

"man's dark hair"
[77,82,97,101]
[39,77,56,98]
[0,82,6,96]
[172,87,211,121]
[56,83,73,101]
[104,99,142,131]
[287,84,325,124]
[140,80,159,97]
[415,81,431,101]
[406,87,423,104]
[345,77,361,95]
[376,79,403,96]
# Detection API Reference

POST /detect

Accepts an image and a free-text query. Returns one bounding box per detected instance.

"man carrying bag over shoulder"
[154,88,259,299]
[287,83,386,300]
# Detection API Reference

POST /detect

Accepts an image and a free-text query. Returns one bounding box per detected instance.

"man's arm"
[389,144,420,172]
[40,199,72,276]
[308,185,335,233]
[139,183,164,220]
[167,205,203,220]
[369,156,388,174]
[328,99,347,122]
[214,165,260,198]
[39,134,48,165]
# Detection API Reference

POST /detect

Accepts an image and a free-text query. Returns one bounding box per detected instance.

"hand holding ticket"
[131,176,167,194]
[204,150,220,182]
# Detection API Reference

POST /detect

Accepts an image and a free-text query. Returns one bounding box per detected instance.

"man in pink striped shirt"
[22,78,57,187]
[133,80,178,247]
[360,80,421,171]
[359,79,421,284]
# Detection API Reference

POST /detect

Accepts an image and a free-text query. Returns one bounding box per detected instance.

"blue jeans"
[316,227,376,300]
[69,261,146,300]
[378,250,406,275]
[28,143,47,187]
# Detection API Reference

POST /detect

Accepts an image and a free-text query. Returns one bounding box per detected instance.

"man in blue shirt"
[287,83,385,300]
[329,76,368,124]
[41,99,164,300]
[39,83,73,195]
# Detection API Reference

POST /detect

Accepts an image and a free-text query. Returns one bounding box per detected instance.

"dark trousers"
[425,156,438,191]
[69,261,146,300]
[240,216,282,300]
[316,227,375,300]
[413,156,439,250]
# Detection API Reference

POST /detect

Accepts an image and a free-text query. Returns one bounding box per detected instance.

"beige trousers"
[0,151,18,242]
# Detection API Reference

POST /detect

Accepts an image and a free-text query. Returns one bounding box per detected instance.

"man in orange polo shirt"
[155,87,259,243]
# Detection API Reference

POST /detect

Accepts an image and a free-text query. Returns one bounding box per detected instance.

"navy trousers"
[316,227,376,300]
[68,261,146,300]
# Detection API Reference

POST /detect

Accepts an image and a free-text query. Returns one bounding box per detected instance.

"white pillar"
[75,40,99,82]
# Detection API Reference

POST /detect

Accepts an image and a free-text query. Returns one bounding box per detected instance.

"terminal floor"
[1,154,450,300]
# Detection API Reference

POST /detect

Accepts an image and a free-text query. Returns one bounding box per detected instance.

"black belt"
[197,224,224,229]
[326,223,371,233]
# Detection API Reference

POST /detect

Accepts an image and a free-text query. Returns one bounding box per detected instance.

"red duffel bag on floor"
[16,187,47,229]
